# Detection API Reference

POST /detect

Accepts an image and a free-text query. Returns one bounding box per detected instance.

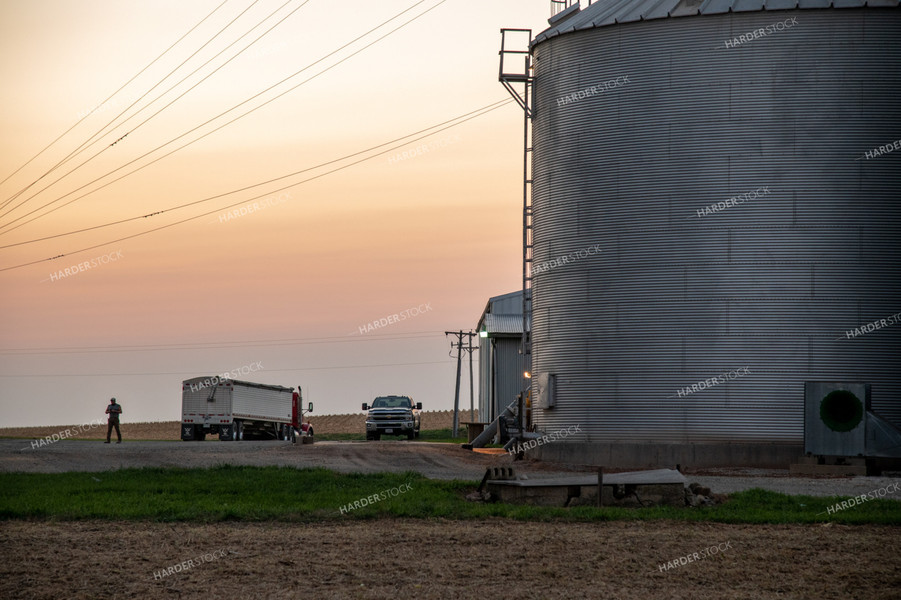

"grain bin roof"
[533,0,900,45]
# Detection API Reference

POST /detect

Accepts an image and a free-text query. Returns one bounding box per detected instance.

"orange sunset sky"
[0,0,551,427]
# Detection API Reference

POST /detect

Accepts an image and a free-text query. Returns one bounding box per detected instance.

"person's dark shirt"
[106,403,122,420]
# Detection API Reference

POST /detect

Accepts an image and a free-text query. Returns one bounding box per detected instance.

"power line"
[0,0,444,235]
[0,0,231,204]
[0,98,512,273]
[0,0,259,217]
[0,360,453,378]
[0,98,510,250]
[0,0,310,224]
[0,331,444,355]
[1,99,510,272]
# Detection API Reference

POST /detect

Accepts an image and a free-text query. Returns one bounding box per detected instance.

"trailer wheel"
[233,420,243,441]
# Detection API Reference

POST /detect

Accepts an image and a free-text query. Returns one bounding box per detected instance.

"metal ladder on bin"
[499,28,532,437]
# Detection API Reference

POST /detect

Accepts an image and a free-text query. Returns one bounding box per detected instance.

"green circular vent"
[820,390,864,433]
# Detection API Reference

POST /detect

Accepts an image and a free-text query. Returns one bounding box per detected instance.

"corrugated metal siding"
[181,380,229,417]
[477,291,528,420]
[479,337,529,422]
[495,338,528,415]
[478,336,492,419]
[232,383,292,422]
[530,8,901,443]
[484,313,526,335]
[181,378,293,422]
[489,291,524,315]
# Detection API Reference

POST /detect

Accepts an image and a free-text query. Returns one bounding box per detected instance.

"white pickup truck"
[362,395,422,440]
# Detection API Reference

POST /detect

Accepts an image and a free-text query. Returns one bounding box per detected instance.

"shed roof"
[475,290,530,335]
[483,313,528,335]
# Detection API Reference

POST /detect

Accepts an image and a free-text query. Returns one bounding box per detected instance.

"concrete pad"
[789,463,867,476]
[486,468,686,507]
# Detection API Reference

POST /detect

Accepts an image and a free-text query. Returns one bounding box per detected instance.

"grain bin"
[523,0,901,467]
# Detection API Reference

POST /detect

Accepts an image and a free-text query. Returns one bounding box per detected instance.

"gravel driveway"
[2,439,900,499]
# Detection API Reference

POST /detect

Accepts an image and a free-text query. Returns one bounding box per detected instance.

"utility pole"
[465,331,477,421]
[446,330,478,436]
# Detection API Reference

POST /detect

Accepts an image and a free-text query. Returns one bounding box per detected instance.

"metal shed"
[476,291,531,424]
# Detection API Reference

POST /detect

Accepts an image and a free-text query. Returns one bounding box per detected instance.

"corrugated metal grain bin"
[526,0,901,467]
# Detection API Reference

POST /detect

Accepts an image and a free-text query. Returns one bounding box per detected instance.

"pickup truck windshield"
[372,397,412,408]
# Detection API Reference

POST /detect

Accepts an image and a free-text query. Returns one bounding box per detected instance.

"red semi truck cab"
[292,389,314,442]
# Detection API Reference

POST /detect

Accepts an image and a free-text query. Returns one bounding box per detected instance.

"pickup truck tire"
[406,431,415,440]
[366,433,380,441]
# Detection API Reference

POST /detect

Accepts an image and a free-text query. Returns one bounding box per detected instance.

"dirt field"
[1,520,898,599]
[0,410,470,441]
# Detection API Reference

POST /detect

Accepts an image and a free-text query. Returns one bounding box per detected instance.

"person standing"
[105,397,122,444]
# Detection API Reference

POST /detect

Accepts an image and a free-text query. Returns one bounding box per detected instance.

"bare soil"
[1,520,898,599]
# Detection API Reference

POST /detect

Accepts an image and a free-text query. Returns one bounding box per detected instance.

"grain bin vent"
[805,382,901,458]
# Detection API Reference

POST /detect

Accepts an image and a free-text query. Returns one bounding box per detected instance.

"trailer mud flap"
[219,424,234,441]
[181,425,195,441]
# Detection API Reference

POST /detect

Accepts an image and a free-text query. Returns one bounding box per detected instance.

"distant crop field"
[0,409,476,441]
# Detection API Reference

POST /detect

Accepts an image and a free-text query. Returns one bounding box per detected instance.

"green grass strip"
[1,466,899,524]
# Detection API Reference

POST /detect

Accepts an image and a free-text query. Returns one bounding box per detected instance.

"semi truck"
[181,377,313,441]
